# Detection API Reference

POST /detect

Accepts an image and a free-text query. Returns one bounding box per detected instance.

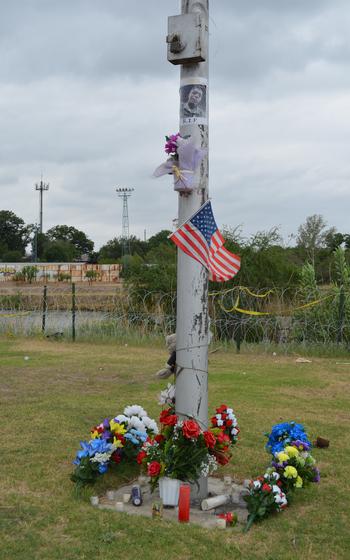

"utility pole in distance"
[167,0,209,501]
[35,179,49,234]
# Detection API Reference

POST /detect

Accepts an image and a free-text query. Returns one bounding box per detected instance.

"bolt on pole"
[168,0,209,501]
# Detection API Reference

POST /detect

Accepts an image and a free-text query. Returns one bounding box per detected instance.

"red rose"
[216,432,230,445]
[182,420,201,439]
[210,416,218,427]
[262,483,272,493]
[215,451,230,466]
[159,409,170,423]
[162,414,178,426]
[226,419,233,427]
[216,405,227,414]
[203,431,216,449]
[147,461,161,477]
[155,434,165,444]
[136,450,147,464]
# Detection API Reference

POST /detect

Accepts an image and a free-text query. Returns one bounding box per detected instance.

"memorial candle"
[178,485,190,523]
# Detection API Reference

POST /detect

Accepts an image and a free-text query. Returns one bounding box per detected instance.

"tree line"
[1,209,349,290]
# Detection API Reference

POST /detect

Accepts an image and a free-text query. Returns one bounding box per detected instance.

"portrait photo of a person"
[180,84,207,124]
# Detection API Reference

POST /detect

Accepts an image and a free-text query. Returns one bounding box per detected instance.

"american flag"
[169,201,241,282]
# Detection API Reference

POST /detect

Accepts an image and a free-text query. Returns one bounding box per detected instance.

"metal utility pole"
[167,0,209,500]
[35,179,49,234]
[116,187,134,257]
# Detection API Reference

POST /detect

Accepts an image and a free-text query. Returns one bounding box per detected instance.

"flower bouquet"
[270,440,319,493]
[210,404,240,465]
[153,133,206,192]
[265,421,311,454]
[71,404,158,486]
[244,422,319,530]
[244,471,288,532]
[138,406,218,492]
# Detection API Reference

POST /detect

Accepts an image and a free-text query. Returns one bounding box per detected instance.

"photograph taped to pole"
[180,78,208,126]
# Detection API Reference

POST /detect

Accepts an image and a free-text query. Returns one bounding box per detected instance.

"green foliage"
[56,272,71,282]
[0,210,32,258]
[1,250,24,262]
[46,225,94,259]
[43,240,76,262]
[85,270,100,284]
[21,265,38,283]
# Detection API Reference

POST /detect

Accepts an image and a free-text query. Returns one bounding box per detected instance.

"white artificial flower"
[128,416,146,432]
[215,414,222,420]
[217,420,224,427]
[90,447,116,464]
[142,417,159,434]
[158,383,175,405]
[271,472,280,480]
[124,405,147,418]
[226,408,233,415]
[253,481,261,489]
[115,414,129,424]
[231,427,238,435]
[272,485,281,494]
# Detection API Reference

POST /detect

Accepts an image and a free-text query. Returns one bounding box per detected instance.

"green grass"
[1,336,349,559]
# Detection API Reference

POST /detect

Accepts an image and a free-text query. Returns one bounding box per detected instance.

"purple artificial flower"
[103,418,110,429]
[312,467,321,483]
[292,439,310,451]
[101,431,112,440]
[165,133,180,154]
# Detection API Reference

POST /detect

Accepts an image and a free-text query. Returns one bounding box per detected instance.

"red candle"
[178,484,190,523]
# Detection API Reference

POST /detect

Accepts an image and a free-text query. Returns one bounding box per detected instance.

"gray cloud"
[1,0,350,250]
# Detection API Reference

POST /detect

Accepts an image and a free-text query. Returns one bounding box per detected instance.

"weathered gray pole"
[168,0,209,500]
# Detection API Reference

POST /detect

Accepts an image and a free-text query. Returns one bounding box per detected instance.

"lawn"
[1,336,349,560]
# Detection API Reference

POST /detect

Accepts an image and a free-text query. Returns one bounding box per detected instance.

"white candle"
[116,502,124,512]
[90,496,99,506]
[201,495,229,511]
[123,493,131,504]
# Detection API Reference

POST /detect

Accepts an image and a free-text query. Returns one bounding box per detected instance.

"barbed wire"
[0,283,348,346]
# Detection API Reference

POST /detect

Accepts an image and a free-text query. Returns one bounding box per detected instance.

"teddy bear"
[155,333,176,379]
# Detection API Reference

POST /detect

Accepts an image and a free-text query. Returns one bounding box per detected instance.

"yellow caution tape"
[218,293,334,316]
[0,311,31,318]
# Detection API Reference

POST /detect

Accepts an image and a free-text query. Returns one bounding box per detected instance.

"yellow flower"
[284,466,298,479]
[113,436,124,448]
[295,476,303,488]
[277,452,289,463]
[91,430,99,440]
[110,419,127,435]
[285,446,299,458]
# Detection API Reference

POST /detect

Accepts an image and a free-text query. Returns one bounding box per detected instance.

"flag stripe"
[170,200,241,282]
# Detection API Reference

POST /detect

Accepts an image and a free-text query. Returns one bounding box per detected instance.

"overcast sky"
[1,0,350,249]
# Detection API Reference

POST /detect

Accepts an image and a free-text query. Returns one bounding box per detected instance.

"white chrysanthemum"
[115,414,129,424]
[158,383,176,405]
[128,415,147,432]
[142,416,159,434]
[124,404,147,418]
